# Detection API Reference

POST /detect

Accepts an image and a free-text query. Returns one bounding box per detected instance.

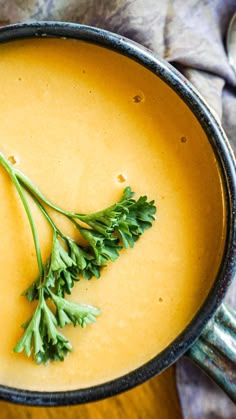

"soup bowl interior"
[0,22,235,406]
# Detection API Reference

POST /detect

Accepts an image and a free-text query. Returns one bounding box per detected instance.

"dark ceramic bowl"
[0,22,235,406]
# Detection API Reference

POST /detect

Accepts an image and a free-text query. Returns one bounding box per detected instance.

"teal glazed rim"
[0,22,235,406]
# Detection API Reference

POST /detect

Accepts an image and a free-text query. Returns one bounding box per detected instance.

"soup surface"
[0,38,225,391]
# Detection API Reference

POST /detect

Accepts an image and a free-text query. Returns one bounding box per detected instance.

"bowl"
[0,21,235,406]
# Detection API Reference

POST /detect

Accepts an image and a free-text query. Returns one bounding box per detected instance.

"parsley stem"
[22,184,66,240]
[15,169,74,218]
[0,153,44,277]
[15,168,117,222]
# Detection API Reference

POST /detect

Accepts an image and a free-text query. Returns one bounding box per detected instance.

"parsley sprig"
[0,152,156,364]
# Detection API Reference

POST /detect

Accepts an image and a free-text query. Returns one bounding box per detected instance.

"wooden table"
[0,367,182,419]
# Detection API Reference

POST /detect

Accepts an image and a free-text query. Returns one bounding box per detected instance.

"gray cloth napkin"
[0,1,235,417]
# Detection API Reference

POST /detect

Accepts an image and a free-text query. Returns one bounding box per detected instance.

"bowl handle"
[187,303,236,402]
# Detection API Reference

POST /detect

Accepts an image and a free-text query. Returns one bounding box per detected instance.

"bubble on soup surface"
[8,155,19,165]
[132,91,145,103]
[116,173,127,183]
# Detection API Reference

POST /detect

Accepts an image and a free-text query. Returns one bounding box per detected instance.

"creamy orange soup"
[0,39,225,391]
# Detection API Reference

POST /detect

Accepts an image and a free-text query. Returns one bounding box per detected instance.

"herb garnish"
[0,152,156,364]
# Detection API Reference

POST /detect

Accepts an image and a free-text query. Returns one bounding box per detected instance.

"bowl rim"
[0,21,235,406]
